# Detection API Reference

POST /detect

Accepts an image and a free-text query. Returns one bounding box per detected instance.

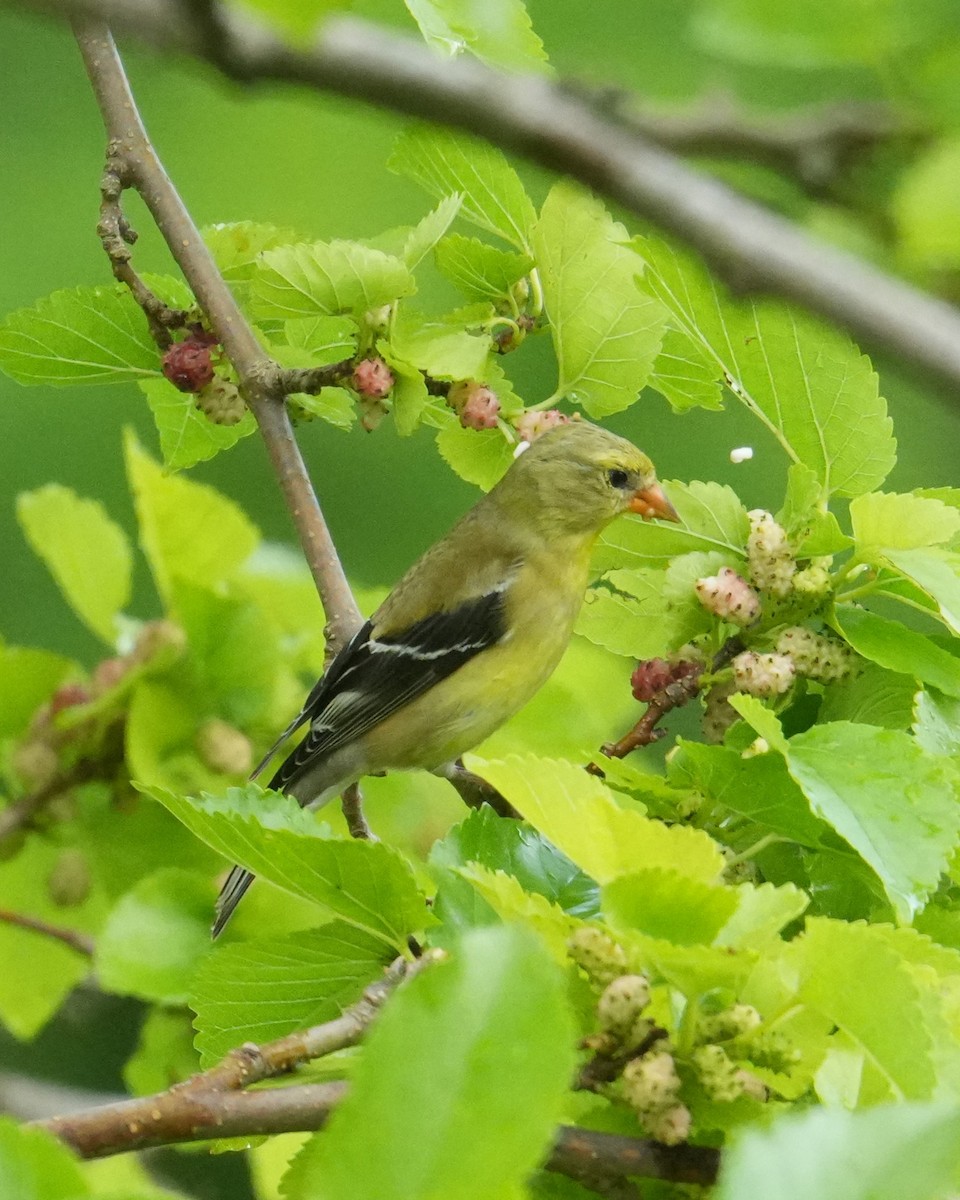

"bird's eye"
[607,468,630,489]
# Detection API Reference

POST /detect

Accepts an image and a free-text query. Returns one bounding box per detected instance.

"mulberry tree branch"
[72,21,364,655]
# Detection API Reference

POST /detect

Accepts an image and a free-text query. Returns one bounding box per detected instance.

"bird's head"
[494,421,679,538]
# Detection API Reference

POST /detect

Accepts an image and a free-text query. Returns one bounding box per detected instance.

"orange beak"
[629,483,680,522]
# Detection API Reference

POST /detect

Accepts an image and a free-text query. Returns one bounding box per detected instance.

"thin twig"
[0,909,94,958]
[13,0,960,394]
[72,22,363,654]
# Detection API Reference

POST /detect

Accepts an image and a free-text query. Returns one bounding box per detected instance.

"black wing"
[268,586,510,793]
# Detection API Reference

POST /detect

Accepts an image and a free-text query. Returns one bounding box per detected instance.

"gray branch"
[13,0,960,392]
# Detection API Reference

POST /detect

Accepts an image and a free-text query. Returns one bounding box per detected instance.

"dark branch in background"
[0,909,94,957]
[19,0,960,394]
[26,948,719,1190]
[72,22,364,657]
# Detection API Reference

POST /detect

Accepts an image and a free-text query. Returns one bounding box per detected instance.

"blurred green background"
[4,3,960,1194]
[4,1,959,671]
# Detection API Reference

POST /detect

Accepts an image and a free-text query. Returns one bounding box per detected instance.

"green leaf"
[0,644,75,738]
[283,315,358,361]
[140,377,256,471]
[124,1007,198,1096]
[96,868,215,1005]
[668,740,829,847]
[252,241,416,320]
[379,346,429,436]
[192,921,392,1066]
[593,478,750,572]
[633,236,896,497]
[402,194,463,268]
[434,235,534,302]
[850,492,960,553]
[533,184,666,416]
[895,136,960,272]
[0,1118,88,1200]
[818,663,919,730]
[281,926,575,1200]
[785,719,960,921]
[649,326,724,413]
[797,918,938,1099]
[717,880,809,949]
[389,126,537,251]
[455,865,579,959]
[435,419,515,490]
[575,568,676,659]
[0,285,161,386]
[0,837,107,1039]
[390,308,492,380]
[203,220,301,284]
[882,549,960,635]
[431,807,599,918]
[403,0,548,73]
[145,784,428,951]
[914,689,960,757]
[717,1102,960,1200]
[832,605,960,698]
[465,754,726,884]
[17,485,131,644]
[124,430,259,602]
[602,868,739,944]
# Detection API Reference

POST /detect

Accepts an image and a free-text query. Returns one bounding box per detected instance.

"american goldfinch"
[213,421,677,935]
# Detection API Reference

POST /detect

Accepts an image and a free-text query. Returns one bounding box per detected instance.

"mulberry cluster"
[566,926,628,987]
[621,1052,691,1145]
[747,510,796,598]
[776,626,858,683]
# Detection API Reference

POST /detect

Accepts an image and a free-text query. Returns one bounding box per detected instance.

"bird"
[213,420,678,936]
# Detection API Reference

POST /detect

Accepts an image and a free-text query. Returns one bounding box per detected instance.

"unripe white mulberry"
[732,651,795,698]
[775,626,857,683]
[515,409,570,443]
[644,1103,691,1146]
[196,377,246,426]
[793,563,831,599]
[691,1044,744,1103]
[597,974,651,1039]
[702,681,738,744]
[567,927,627,986]
[700,1005,762,1042]
[47,848,91,907]
[747,510,796,597]
[695,567,761,626]
[196,718,254,776]
[621,1051,682,1113]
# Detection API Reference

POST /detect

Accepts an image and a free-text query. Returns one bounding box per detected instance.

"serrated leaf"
[819,663,918,730]
[192,921,391,1066]
[798,918,938,1099]
[252,241,416,321]
[281,926,574,1200]
[851,491,960,553]
[404,0,548,73]
[144,784,428,951]
[124,430,259,602]
[435,418,514,489]
[717,1102,960,1200]
[389,126,537,251]
[282,315,358,360]
[390,308,491,380]
[203,220,301,283]
[140,377,256,471]
[96,868,214,1005]
[16,484,131,643]
[752,711,960,922]
[403,194,463,268]
[465,753,726,884]
[594,478,750,572]
[575,568,675,659]
[717,881,809,948]
[882,549,960,635]
[832,605,960,698]
[0,285,161,386]
[431,807,599,918]
[602,868,739,944]
[633,236,896,498]
[534,184,666,416]
[377,345,429,436]
[434,234,534,302]
[0,1118,88,1200]
[457,865,580,959]
[649,326,724,413]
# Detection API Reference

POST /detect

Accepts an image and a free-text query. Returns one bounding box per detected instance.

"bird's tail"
[212,865,255,939]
